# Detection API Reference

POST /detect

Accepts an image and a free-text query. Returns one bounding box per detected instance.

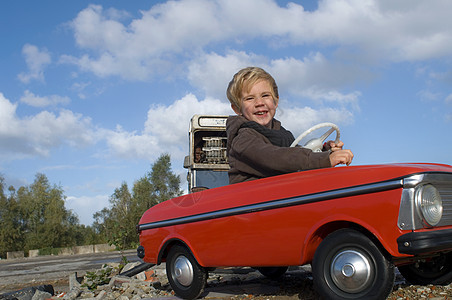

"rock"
[1,285,54,300]
[31,290,52,300]
[62,287,80,300]
[108,275,133,287]
[79,291,95,298]
[120,262,142,274]
[68,273,82,290]
[94,290,106,300]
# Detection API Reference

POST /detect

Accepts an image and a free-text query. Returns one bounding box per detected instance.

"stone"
[63,287,81,300]
[31,290,52,300]
[108,275,133,287]
[120,262,142,274]
[1,285,54,300]
[69,273,82,290]
[95,290,107,300]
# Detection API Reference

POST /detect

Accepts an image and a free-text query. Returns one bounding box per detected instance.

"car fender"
[301,213,404,264]
[156,233,205,266]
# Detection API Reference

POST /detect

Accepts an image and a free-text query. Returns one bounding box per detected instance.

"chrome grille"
[437,182,452,226]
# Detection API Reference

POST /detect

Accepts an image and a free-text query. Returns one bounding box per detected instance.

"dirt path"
[0,249,138,294]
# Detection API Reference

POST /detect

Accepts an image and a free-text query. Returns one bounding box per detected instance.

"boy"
[226,67,354,184]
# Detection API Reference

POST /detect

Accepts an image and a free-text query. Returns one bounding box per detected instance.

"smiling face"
[233,79,278,128]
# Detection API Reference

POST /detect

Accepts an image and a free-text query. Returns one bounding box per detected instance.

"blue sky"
[1,0,451,225]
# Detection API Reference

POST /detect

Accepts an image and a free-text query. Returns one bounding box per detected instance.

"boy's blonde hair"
[227,67,279,111]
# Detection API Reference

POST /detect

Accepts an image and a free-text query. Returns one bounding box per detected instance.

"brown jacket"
[226,115,331,184]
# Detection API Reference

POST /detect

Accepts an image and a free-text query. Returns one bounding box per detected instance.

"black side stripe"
[137,179,403,232]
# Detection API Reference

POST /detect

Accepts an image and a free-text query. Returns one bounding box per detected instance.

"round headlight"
[415,184,443,226]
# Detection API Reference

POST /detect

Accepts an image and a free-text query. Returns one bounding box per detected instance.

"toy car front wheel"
[398,252,452,285]
[312,229,394,300]
[166,245,207,299]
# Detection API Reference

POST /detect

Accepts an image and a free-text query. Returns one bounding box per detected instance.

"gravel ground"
[4,262,449,300]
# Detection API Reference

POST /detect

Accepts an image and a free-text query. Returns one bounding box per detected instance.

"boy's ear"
[231,104,241,115]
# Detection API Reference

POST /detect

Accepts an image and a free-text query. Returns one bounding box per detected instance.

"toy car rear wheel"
[398,252,452,285]
[256,266,288,280]
[166,245,207,299]
[312,229,394,300]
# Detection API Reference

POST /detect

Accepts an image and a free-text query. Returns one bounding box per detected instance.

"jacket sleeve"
[229,128,331,178]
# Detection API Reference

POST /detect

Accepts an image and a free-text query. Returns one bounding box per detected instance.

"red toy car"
[137,116,452,299]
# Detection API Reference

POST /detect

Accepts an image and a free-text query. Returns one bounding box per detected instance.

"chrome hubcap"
[331,250,373,293]
[173,255,194,286]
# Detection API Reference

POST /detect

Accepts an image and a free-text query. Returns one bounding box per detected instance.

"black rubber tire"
[312,229,395,300]
[256,266,288,280]
[166,245,207,299]
[398,252,452,285]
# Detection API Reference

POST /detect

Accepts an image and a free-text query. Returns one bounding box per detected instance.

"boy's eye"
[244,97,254,101]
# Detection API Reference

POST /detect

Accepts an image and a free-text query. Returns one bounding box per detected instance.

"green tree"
[95,153,182,250]
[16,173,80,252]
[93,207,112,241]
[132,176,155,212]
[0,177,23,258]
[109,182,137,249]
[148,154,183,204]
[74,223,104,246]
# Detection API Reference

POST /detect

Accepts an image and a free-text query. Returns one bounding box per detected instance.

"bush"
[38,247,61,256]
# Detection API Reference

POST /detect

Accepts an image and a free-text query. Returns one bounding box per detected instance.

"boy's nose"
[254,97,264,106]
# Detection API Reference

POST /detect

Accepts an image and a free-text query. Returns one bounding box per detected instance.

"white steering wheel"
[290,122,340,152]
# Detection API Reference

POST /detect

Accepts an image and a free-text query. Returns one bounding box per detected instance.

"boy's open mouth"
[255,111,268,115]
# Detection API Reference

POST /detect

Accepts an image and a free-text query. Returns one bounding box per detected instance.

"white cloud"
[144,94,231,143]
[17,44,51,83]
[446,93,452,105]
[102,125,160,160]
[268,54,363,107]
[66,194,109,225]
[290,0,452,61]
[61,0,452,81]
[445,94,452,122]
[104,94,231,161]
[418,90,441,102]
[446,114,452,122]
[277,104,354,135]
[188,50,268,99]
[0,93,95,158]
[20,90,71,107]
[0,93,18,133]
[63,1,226,79]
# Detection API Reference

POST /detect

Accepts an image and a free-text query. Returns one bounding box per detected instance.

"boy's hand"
[329,148,354,167]
[323,140,344,151]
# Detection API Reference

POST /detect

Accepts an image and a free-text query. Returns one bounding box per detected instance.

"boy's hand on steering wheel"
[323,140,344,151]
